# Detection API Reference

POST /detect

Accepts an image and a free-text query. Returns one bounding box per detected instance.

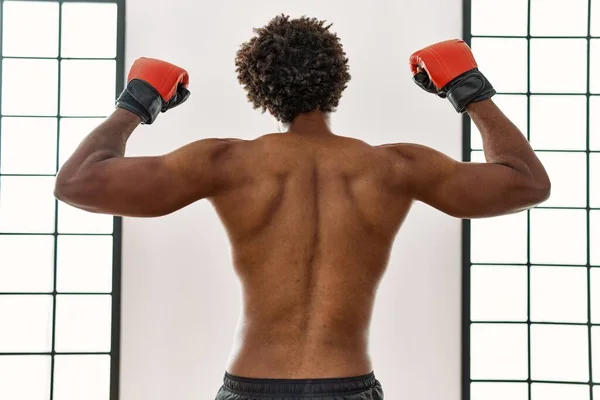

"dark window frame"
[0,1,125,399]
[462,1,596,399]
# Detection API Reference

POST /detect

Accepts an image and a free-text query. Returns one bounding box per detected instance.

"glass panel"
[0,176,56,233]
[59,118,104,169]
[593,0,600,36]
[595,386,600,398]
[531,383,590,400]
[55,295,112,352]
[531,39,588,94]
[57,235,113,293]
[471,383,528,400]
[591,40,600,94]
[471,0,528,36]
[530,95,587,150]
[60,60,116,117]
[2,1,59,57]
[2,59,58,116]
[57,202,114,234]
[471,212,528,264]
[592,154,600,208]
[471,265,527,321]
[53,355,111,400]
[535,152,587,207]
[472,95,528,150]
[592,268,600,323]
[61,3,118,58]
[530,209,587,265]
[591,96,600,150]
[592,212,600,266]
[0,356,51,400]
[530,266,588,323]
[0,117,58,174]
[471,323,528,379]
[530,0,589,37]
[471,38,528,93]
[531,324,589,381]
[470,150,485,163]
[594,327,600,383]
[0,235,54,293]
[0,295,53,352]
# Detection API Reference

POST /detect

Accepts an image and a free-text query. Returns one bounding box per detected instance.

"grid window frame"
[0,1,125,400]
[463,1,597,400]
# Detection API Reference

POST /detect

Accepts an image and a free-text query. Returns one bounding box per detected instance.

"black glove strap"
[442,69,496,113]
[116,79,164,125]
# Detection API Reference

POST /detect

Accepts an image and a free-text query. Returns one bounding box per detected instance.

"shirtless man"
[54,15,551,400]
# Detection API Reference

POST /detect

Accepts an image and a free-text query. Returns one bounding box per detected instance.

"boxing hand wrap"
[116,58,191,124]
[409,39,496,113]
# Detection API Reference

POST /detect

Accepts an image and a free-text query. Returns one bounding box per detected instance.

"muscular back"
[209,133,413,378]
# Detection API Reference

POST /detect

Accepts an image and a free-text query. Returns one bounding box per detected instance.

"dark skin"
[55,99,550,378]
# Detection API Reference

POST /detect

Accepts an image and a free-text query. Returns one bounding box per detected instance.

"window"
[0,1,124,399]
[464,1,599,399]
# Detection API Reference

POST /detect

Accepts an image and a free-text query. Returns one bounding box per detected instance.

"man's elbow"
[528,177,552,206]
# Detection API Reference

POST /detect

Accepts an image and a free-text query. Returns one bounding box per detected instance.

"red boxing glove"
[409,39,495,113]
[116,58,191,124]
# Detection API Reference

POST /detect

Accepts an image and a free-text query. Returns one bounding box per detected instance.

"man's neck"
[283,111,333,135]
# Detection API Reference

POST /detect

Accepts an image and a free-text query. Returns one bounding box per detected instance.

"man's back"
[211,133,412,378]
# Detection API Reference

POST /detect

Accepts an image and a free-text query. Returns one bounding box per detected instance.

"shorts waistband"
[222,371,377,396]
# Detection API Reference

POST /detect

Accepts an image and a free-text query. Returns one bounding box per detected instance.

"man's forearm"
[466,99,550,188]
[56,109,141,184]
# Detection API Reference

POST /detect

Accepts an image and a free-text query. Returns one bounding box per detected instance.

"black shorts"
[215,371,384,399]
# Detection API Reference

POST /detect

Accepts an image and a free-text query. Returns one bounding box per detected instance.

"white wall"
[121,1,463,399]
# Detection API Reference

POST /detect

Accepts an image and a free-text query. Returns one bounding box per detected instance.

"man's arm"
[384,99,551,219]
[55,109,243,217]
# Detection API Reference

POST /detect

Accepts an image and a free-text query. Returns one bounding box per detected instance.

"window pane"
[591,40,600,94]
[61,3,118,58]
[592,268,600,323]
[472,95,528,150]
[594,327,600,382]
[471,265,527,321]
[471,38,528,93]
[2,59,58,116]
[57,236,113,293]
[0,117,58,174]
[471,383,528,400]
[530,0,589,37]
[0,176,56,233]
[593,0,600,36]
[471,212,528,264]
[531,39,588,94]
[591,96,600,150]
[0,295,53,352]
[530,96,587,150]
[471,0,528,36]
[60,60,116,117]
[531,324,589,381]
[530,266,588,323]
[59,118,104,169]
[592,212,600,266]
[531,383,590,400]
[57,202,114,234]
[535,152,587,207]
[592,154,600,208]
[471,323,528,379]
[55,295,111,352]
[0,356,51,400]
[53,355,110,400]
[0,235,54,293]
[530,209,587,265]
[2,1,59,57]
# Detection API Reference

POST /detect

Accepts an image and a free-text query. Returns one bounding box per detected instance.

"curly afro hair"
[235,14,351,124]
